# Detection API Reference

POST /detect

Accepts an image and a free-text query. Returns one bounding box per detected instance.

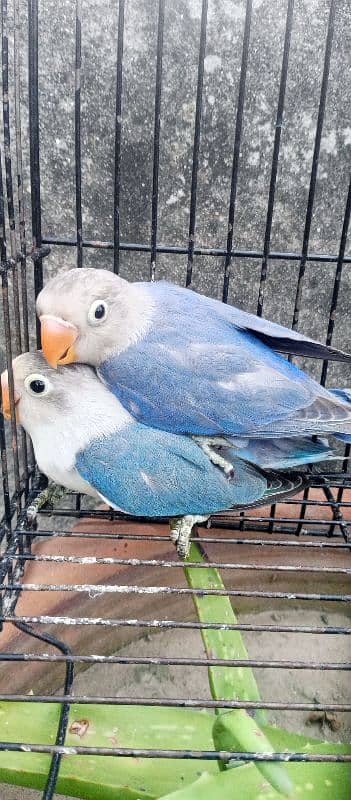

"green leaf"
[184,541,267,726]
[0,701,349,799]
[213,711,294,796]
[261,726,351,755]
[0,701,218,799]
[158,758,351,800]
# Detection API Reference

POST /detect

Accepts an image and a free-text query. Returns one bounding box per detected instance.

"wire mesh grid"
[0,0,351,798]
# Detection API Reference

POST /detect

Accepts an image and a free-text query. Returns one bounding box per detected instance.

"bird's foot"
[193,436,235,480]
[170,514,209,559]
[26,482,69,527]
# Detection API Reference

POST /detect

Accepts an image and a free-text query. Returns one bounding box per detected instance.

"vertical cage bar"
[2,0,30,489]
[15,0,33,485]
[150,0,165,281]
[320,174,351,386]
[14,622,75,800]
[14,0,29,353]
[0,111,21,506]
[294,484,310,536]
[337,443,351,504]
[28,0,43,345]
[222,0,252,303]
[288,0,335,566]
[75,0,83,268]
[113,0,125,274]
[1,272,21,503]
[1,0,21,357]
[254,0,294,533]
[256,0,294,317]
[321,173,351,515]
[14,0,33,508]
[0,381,11,532]
[42,654,74,800]
[291,0,335,332]
[186,0,208,287]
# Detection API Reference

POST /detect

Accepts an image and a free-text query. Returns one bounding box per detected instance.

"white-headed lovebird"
[37,269,351,452]
[1,352,309,557]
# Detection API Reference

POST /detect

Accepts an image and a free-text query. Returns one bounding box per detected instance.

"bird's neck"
[27,380,133,475]
[104,282,156,360]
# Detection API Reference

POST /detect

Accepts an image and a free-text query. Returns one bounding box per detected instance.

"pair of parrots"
[2,268,351,556]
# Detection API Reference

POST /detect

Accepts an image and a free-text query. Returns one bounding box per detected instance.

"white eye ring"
[87,299,108,325]
[24,373,52,397]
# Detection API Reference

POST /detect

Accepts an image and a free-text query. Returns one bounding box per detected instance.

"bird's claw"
[170,515,209,559]
[193,437,235,481]
[26,482,69,526]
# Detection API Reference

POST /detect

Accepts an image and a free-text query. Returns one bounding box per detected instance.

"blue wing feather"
[226,436,335,469]
[99,282,351,437]
[76,423,267,517]
[203,289,351,361]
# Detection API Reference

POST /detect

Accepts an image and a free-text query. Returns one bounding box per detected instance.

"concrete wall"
[1,0,351,381]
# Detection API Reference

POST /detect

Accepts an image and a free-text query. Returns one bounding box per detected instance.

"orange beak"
[40,315,78,368]
[1,371,21,421]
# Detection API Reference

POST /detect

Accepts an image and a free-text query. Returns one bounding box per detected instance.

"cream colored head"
[36,268,153,368]
[1,350,132,440]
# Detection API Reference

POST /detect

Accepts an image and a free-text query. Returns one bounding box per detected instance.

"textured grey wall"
[1,0,351,379]
[38,0,351,382]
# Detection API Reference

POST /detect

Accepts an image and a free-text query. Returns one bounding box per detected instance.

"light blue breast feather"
[75,423,267,517]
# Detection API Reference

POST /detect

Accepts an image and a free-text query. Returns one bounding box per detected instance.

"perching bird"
[1,352,306,557]
[36,269,351,453]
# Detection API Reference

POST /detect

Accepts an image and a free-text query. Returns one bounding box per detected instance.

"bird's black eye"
[30,379,46,394]
[24,373,51,397]
[94,304,105,320]
[88,299,108,325]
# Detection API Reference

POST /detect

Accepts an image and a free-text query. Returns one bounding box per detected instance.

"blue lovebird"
[1,352,307,557]
[37,269,351,473]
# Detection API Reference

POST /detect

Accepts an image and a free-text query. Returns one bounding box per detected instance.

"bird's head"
[0,351,93,434]
[36,268,141,368]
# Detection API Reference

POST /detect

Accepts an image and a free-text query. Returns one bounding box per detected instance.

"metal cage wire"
[0,0,350,799]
